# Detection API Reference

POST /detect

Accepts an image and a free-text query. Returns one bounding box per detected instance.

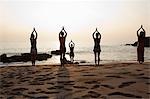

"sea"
[0,42,150,66]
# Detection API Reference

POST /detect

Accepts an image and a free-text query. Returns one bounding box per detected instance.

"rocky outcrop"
[126,37,150,47]
[0,53,52,63]
[51,50,61,55]
[51,50,71,55]
[144,37,150,47]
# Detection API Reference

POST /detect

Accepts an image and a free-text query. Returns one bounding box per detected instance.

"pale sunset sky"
[0,0,149,47]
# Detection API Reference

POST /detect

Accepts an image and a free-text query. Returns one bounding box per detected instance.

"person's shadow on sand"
[56,66,73,99]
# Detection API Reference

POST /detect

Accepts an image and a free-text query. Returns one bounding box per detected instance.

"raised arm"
[30,34,32,40]
[73,43,75,47]
[137,26,142,37]
[30,29,34,40]
[63,28,67,37]
[72,41,75,47]
[69,40,72,47]
[93,28,98,39]
[34,28,38,39]
[69,42,71,47]
[92,31,96,39]
[31,29,34,34]
[59,31,62,38]
[141,25,146,33]
[99,33,101,39]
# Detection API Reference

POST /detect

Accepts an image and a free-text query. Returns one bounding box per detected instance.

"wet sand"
[0,62,149,99]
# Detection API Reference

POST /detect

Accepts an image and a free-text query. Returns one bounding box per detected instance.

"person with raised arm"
[69,40,75,63]
[137,25,145,64]
[59,27,67,65]
[93,28,101,65]
[30,28,38,66]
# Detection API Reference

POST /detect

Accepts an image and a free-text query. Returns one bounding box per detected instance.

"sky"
[0,0,149,47]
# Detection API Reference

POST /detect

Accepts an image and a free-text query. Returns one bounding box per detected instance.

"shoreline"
[0,61,150,67]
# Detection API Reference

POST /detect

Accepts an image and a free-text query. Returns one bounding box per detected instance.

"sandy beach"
[0,62,149,99]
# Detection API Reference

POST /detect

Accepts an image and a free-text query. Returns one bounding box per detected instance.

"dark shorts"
[60,47,66,53]
[70,52,74,57]
[93,46,101,52]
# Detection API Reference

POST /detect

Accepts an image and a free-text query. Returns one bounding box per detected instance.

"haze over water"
[1,0,150,45]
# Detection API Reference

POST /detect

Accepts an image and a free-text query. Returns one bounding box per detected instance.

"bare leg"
[63,52,65,58]
[72,56,74,63]
[94,52,97,65]
[63,51,65,58]
[32,61,34,66]
[60,53,63,66]
[70,55,72,62]
[70,56,72,63]
[31,55,35,66]
[34,54,37,66]
[62,51,65,65]
[33,60,35,66]
[98,52,100,66]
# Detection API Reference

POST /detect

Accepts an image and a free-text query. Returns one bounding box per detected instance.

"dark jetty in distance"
[51,50,70,55]
[51,50,61,55]
[0,53,52,63]
[126,37,150,47]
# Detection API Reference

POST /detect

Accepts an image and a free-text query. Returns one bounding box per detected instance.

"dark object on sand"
[51,50,61,55]
[0,53,52,63]
[80,60,87,63]
[132,41,138,46]
[126,37,150,47]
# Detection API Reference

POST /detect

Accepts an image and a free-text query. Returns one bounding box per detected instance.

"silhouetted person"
[69,40,75,63]
[93,28,101,65]
[59,27,67,65]
[30,28,37,66]
[137,25,145,64]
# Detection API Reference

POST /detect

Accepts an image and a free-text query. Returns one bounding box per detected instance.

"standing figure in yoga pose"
[137,25,145,64]
[30,28,38,66]
[69,40,75,63]
[92,28,101,65]
[59,27,67,65]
